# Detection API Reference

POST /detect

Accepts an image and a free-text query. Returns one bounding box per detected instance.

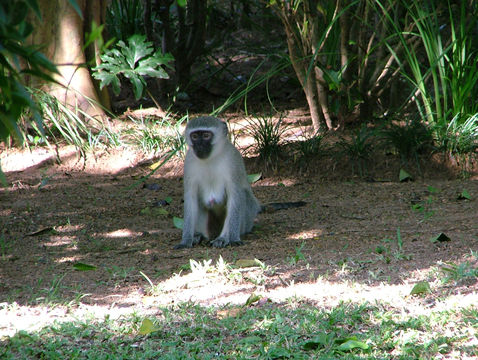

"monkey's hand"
[210,237,243,248]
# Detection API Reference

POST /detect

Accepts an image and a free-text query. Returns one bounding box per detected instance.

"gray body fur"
[177,116,261,248]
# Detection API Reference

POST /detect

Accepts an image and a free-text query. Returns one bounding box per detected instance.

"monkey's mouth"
[193,148,211,159]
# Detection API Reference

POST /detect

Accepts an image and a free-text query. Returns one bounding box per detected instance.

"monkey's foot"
[210,237,243,248]
[192,232,207,245]
[174,243,192,249]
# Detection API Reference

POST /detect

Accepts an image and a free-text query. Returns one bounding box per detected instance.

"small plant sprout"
[289,241,307,265]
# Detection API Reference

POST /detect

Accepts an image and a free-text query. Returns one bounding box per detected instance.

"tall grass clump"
[22,89,119,157]
[246,113,288,167]
[378,0,478,156]
[379,118,434,166]
[337,124,375,177]
[126,115,186,157]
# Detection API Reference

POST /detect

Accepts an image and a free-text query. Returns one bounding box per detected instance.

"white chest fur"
[199,174,226,208]
[189,156,228,209]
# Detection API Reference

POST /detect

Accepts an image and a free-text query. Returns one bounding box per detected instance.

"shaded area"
[1,145,477,311]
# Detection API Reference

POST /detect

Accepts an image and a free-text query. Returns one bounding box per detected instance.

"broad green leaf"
[458,189,471,200]
[430,233,451,243]
[130,76,144,100]
[410,281,432,295]
[247,173,262,184]
[245,293,261,307]
[336,339,369,351]
[155,208,169,216]
[173,217,184,229]
[73,262,97,271]
[303,333,331,350]
[92,35,173,100]
[140,207,151,215]
[138,318,160,335]
[399,168,412,182]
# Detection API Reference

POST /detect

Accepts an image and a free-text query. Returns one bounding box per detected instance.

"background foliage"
[1,0,478,174]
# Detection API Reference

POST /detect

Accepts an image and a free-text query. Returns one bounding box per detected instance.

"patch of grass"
[375,228,412,263]
[440,261,478,285]
[23,88,120,158]
[124,115,186,156]
[23,273,86,307]
[379,119,434,166]
[295,129,325,168]
[336,124,375,177]
[441,113,478,176]
[106,265,136,285]
[2,301,476,359]
[410,185,439,222]
[246,113,288,167]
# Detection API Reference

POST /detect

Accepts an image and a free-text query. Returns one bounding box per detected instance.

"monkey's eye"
[202,132,212,140]
[191,133,199,141]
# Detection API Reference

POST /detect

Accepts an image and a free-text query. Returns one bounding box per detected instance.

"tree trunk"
[31,0,106,120]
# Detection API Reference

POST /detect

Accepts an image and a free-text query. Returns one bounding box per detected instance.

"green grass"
[379,119,434,166]
[124,115,185,155]
[246,113,288,167]
[336,124,375,177]
[1,301,476,359]
[21,88,121,157]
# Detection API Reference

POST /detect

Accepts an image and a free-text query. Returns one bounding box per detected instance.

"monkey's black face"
[190,130,214,159]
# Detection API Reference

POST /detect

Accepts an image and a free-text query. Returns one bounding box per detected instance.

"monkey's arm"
[176,187,201,249]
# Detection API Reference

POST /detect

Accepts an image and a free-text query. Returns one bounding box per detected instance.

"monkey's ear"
[221,121,229,136]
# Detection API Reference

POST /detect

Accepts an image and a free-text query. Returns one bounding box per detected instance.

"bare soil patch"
[1,132,477,337]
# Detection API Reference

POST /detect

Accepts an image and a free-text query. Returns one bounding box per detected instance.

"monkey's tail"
[260,201,307,213]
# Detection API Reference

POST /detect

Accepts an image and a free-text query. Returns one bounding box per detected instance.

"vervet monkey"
[175,116,261,249]
[175,116,306,249]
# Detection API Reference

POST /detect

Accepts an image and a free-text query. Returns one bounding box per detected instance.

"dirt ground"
[1,126,477,337]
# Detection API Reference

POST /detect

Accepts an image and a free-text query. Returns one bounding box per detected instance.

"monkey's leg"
[210,191,243,248]
[192,207,209,245]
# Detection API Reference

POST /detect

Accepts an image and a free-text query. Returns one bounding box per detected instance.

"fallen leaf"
[173,217,184,229]
[138,318,160,335]
[430,233,451,243]
[399,168,412,182]
[247,173,262,184]
[410,281,432,295]
[245,293,261,307]
[457,189,471,200]
[235,259,259,268]
[336,338,369,351]
[26,227,55,236]
[73,263,97,271]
